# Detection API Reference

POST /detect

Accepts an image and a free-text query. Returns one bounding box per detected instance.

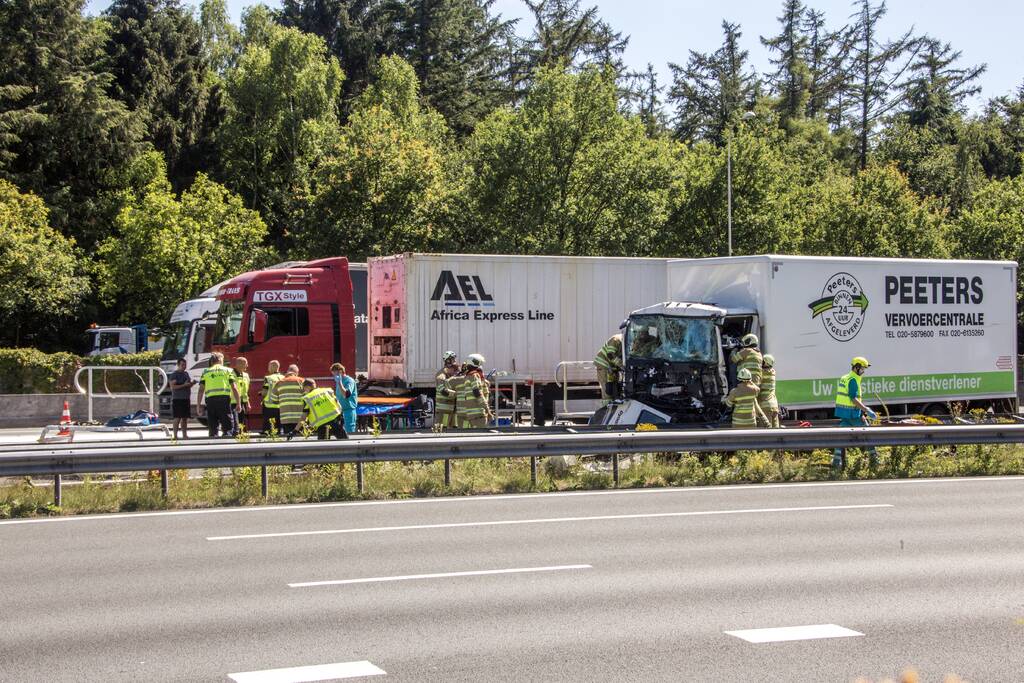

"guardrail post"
[444,459,451,487]
[160,469,169,497]
[149,368,156,414]
[530,456,538,487]
[53,474,62,506]
[356,460,364,493]
[261,465,268,499]
[87,367,94,423]
[612,453,620,487]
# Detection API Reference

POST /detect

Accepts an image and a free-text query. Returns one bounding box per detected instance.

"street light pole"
[727,133,733,257]
[727,111,755,258]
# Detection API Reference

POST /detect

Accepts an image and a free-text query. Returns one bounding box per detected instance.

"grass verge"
[2,444,1024,519]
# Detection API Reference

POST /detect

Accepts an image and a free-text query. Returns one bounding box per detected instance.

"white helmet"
[467,353,485,368]
[741,333,759,348]
[762,354,775,368]
[737,367,752,381]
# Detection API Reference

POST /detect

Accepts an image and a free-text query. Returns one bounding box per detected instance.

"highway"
[3,477,1024,682]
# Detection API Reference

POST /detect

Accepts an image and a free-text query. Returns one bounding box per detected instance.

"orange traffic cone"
[57,401,72,436]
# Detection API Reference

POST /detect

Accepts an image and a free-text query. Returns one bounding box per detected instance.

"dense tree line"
[0,0,1022,349]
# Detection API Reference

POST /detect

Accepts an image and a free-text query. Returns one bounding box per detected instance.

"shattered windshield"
[627,315,718,363]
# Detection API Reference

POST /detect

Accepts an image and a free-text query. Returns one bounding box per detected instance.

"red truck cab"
[210,257,357,426]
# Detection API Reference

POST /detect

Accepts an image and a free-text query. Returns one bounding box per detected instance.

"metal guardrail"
[4,424,1024,505]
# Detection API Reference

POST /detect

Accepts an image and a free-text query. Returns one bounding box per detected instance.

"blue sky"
[87,0,1023,109]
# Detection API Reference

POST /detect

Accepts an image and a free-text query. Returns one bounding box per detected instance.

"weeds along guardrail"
[5,424,1024,505]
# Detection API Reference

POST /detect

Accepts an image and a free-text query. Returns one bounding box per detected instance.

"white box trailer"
[666,255,1018,413]
[367,253,669,387]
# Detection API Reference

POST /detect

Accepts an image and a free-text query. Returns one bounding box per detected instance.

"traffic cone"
[57,401,72,436]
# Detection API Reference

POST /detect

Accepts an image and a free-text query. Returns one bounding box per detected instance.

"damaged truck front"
[593,302,731,426]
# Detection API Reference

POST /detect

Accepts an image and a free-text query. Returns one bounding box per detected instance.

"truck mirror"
[251,309,268,344]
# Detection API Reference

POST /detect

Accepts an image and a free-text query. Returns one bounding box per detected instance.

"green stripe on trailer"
[777,370,1015,406]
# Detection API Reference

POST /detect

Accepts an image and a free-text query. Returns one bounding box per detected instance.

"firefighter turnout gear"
[731,346,763,387]
[270,371,306,433]
[458,369,490,428]
[758,362,780,428]
[724,379,768,429]
[445,374,468,426]
[594,334,623,402]
[435,366,459,427]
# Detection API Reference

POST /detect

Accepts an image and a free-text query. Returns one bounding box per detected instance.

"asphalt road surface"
[3,476,1024,682]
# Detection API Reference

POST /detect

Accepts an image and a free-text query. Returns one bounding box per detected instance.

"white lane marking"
[1,475,1015,526]
[207,504,893,541]
[227,660,385,682]
[725,624,864,643]
[289,564,592,588]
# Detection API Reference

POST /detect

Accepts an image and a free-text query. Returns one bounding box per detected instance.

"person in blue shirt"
[833,356,878,472]
[331,363,359,434]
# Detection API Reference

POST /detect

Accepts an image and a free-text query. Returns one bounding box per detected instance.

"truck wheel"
[922,403,948,417]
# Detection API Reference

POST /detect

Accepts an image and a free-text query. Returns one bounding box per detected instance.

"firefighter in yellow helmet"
[723,367,768,429]
[434,351,460,428]
[759,354,780,428]
[730,333,763,387]
[458,353,492,428]
[594,333,623,403]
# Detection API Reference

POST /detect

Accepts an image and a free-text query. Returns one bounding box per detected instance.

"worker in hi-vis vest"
[833,356,878,472]
[299,378,347,440]
[196,351,240,438]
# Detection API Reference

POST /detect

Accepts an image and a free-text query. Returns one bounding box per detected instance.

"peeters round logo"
[807,272,870,342]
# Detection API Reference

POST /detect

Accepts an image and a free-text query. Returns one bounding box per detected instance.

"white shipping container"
[368,253,669,386]
[667,255,1018,409]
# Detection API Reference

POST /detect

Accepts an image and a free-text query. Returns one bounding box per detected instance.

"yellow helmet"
[851,356,870,368]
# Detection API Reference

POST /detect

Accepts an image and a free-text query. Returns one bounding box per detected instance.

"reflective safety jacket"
[834,371,862,420]
[724,381,767,428]
[730,347,763,386]
[200,365,236,400]
[303,387,342,429]
[270,375,306,423]
[758,367,778,411]
[594,334,623,373]
[231,371,250,406]
[261,372,284,408]
[457,371,489,422]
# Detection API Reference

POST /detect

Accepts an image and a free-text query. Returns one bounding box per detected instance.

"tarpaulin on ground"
[356,396,413,417]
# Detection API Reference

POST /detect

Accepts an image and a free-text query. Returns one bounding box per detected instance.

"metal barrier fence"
[73,366,169,422]
[4,423,1024,505]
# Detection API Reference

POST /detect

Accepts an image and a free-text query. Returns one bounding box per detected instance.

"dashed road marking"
[289,564,592,588]
[724,624,864,643]
[227,660,385,682]
[206,504,894,541]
